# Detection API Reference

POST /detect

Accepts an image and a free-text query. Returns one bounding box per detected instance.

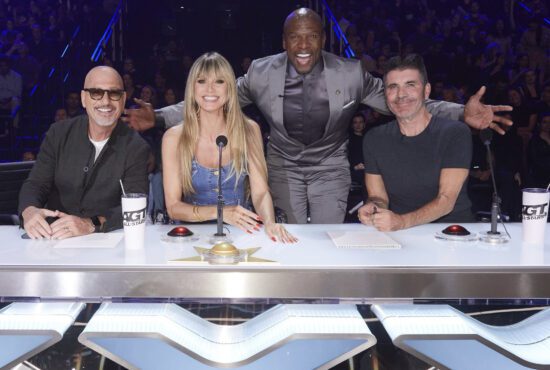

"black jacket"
[18,115,151,231]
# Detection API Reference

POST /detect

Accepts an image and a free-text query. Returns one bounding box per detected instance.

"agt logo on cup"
[123,208,146,226]
[522,203,549,221]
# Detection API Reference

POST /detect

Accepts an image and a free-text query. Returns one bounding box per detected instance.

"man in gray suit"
[125,8,511,224]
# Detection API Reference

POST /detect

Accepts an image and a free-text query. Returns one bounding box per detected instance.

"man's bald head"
[282,8,325,75]
[283,8,323,35]
[84,66,123,89]
[81,66,126,129]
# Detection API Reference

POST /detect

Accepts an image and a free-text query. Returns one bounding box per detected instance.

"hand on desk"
[50,212,95,239]
[358,203,405,231]
[223,205,261,233]
[22,206,59,239]
[358,202,378,226]
[264,222,298,244]
[222,205,297,243]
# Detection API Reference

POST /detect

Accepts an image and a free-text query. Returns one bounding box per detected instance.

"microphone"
[216,135,228,148]
[479,128,509,243]
[211,135,232,244]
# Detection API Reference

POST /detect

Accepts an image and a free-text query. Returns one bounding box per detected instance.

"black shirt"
[363,116,473,222]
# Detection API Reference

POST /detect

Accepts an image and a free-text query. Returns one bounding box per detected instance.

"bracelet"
[193,206,204,222]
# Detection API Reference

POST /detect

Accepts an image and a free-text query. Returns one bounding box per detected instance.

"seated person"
[527,112,550,189]
[162,52,296,243]
[358,54,473,231]
[19,66,150,239]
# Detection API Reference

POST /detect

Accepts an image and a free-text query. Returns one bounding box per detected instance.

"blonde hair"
[178,52,267,196]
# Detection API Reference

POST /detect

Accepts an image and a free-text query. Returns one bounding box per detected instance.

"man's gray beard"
[94,117,118,127]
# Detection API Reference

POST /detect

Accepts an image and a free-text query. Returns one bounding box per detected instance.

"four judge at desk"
[18,8,515,240]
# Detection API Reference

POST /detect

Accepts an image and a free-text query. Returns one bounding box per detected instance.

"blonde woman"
[162,52,296,243]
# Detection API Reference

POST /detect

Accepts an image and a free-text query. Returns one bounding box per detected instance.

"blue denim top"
[185,159,248,207]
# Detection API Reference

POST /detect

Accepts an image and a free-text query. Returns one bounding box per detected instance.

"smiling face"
[384,68,430,121]
[194,72,228,114]
[283,9,325,75]
[81,66,125,128]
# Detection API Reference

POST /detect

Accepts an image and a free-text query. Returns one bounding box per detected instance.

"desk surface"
[1,223,549,300]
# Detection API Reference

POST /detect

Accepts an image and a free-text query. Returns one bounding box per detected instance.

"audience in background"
[528,112,550,188]
[1,0,549,222]
[348,112,366,189]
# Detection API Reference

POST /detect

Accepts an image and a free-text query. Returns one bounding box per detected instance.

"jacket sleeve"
[360,71,391,115]
[102,141,151,232]
[157,101,185,129]
[236,64,255,108]
[425,99,464,121]
[18,124,58,217]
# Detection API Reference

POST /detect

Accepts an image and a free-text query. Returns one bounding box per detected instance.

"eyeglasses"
[83,88,125,101]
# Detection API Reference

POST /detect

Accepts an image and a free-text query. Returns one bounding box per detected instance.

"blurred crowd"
[1,0,549,221]
[338,0,550,220]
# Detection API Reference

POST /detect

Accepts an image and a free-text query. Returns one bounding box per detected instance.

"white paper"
[327,230,401,249]
[52,233,124,249]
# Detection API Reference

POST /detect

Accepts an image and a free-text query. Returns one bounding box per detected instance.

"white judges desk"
[0,223,549,301]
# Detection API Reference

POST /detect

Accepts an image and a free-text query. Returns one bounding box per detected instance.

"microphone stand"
[479,130,509,244]
[210,136,232,244]
[215,141,225,238]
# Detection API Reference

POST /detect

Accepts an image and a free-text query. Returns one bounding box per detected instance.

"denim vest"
[185,159,248,207]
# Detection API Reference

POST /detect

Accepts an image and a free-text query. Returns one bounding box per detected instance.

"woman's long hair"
[178,51,266,196]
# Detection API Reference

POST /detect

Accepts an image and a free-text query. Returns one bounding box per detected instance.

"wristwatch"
[91,216,102,233]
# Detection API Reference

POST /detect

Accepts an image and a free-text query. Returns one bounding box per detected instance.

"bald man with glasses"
[19,66,150,239]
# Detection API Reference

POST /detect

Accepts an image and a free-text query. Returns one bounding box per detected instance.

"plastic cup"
[522,188,549,244]
[121,193,147,250]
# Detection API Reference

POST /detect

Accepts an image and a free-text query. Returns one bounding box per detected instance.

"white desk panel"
[0,223,548,300]
[0,223,548,268]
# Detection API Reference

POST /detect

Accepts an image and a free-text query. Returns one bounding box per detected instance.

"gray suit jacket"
[160,51,464,165]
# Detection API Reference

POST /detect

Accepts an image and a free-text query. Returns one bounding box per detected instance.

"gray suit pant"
[268,155,351,224]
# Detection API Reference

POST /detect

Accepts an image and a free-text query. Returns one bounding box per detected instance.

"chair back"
[0,161,34,216]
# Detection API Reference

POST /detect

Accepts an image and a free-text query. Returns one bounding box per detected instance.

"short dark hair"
[383,54,429,85]
[352,112,365,121]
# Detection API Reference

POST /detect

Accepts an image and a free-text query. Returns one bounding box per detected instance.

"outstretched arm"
[463,86,513,135]
[426,86,513,134]
[123,98,184,132]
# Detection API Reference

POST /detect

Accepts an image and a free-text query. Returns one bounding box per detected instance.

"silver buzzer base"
[479,231,510,244]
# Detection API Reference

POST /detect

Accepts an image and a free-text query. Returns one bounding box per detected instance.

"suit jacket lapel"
[323,51,344,136]
[268,53,286,130]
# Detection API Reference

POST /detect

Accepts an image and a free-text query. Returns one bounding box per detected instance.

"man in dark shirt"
[124,8,510,224]
[19,66,150,239]
[359,55,473,231]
